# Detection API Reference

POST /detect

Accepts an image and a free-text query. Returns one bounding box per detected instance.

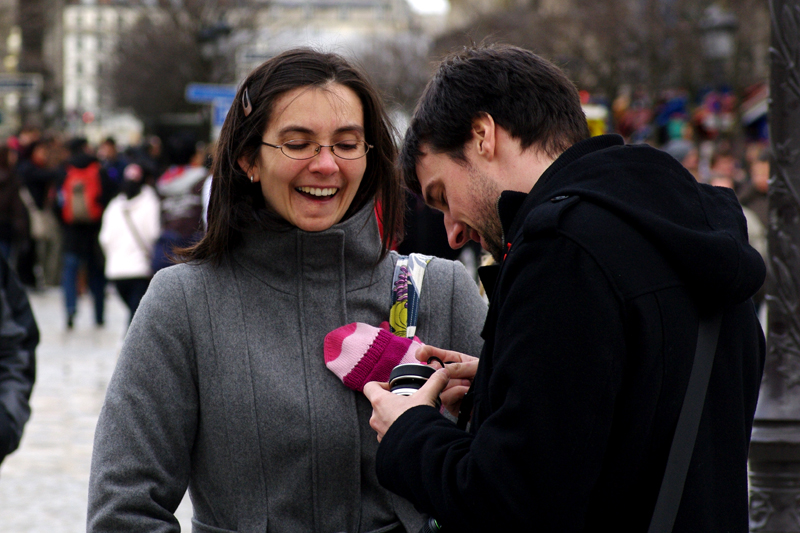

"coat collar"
[498,134,625,242]
[232,202,386,293]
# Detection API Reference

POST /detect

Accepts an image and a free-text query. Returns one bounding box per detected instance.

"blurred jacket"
[99,185,160,280]
[0,254,39,464]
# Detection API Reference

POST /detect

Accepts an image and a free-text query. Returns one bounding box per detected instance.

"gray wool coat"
[87,204,487,533]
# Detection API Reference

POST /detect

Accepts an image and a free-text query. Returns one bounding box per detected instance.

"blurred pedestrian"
[661,139,701,182]
[96,137,126,197]
[709,141,745,185]
[151,133,207,272]
[0,146,29,262]
[16,140,62,288]
[58,138,115,329]
[738,146,769,229]
[0,253,39,467]
[99,163,160,325]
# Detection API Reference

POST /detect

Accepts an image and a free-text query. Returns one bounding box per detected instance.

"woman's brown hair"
[180,48,403,264]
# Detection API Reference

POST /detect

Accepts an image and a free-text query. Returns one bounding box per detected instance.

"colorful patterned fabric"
[390,254,433,339]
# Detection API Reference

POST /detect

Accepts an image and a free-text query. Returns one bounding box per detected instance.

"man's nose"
[444,213,469,249]
[308,146,339,174]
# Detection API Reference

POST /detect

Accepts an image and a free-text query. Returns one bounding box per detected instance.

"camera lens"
[389,363,435,396]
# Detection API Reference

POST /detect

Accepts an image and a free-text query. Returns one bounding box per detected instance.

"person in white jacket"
[99,163,160,324]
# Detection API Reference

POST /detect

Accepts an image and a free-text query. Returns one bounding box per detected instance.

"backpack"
[61,162,103,223]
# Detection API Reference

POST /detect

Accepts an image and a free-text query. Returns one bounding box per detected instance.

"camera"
[389,363,435,396]
[389,363,441,409]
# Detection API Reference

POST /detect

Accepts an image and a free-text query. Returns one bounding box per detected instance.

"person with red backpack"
[58,138,116,329]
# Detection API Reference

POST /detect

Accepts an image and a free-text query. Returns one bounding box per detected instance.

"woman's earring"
[249,175,254,183]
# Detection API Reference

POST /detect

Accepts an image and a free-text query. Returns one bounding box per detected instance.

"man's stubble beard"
[468,166,505,263]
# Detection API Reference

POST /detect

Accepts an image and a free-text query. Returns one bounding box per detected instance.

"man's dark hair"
[67,137,88,156]
[400,44,590,194]
[164,131,197,167]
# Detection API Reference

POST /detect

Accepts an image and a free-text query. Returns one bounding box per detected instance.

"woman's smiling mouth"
[296,186,339,198]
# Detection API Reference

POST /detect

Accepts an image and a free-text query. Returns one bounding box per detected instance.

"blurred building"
[60,0,146,143]
[0,0,56,136]
[235,0,418,81]
[0,0,21,135]
[0,0,430,140]
[62,1,137,115]
[447,0,566,29]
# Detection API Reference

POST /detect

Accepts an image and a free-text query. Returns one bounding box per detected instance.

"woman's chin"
[292,214,345,233]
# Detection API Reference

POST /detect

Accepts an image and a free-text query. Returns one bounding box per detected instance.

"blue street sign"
[0,74,42,94]
[212,97,234,127]
[185,83,237,104]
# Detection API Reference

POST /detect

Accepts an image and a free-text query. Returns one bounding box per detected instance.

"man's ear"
[471,113,497,161]
[237,154,259,183]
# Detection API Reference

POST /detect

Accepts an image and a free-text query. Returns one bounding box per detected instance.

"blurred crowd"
[0,127,212,329]
[0,109,772,331]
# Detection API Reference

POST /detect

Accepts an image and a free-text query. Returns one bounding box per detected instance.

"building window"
[76,61,82,75]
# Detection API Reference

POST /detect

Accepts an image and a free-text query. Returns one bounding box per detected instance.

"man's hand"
[363,368,450,442]
[417,345,479,417]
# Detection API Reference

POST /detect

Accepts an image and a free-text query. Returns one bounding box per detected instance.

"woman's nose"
[308,146,339,174]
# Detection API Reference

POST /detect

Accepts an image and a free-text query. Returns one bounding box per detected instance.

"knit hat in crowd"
[324,322,424,391]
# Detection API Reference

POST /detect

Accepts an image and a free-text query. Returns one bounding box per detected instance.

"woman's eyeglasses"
[262,140,372,160]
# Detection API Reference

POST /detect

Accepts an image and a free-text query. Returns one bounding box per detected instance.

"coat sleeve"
[0,255,38,464]
[88,266,198,532]
[376,234,626,531]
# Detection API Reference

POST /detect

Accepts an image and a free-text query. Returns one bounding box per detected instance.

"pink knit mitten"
[324,322,424,391]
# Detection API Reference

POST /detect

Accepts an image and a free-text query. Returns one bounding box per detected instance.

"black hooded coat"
[376,135,766,531]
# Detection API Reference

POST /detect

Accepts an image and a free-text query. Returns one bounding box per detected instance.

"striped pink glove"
[324,322,425,392]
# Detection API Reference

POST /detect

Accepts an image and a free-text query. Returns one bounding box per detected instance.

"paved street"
[0,287,192,532]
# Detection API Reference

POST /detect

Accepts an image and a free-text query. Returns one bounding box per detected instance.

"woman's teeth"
[297,186,338,197]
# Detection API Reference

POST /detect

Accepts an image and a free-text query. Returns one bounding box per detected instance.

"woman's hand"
[416,345,479,417]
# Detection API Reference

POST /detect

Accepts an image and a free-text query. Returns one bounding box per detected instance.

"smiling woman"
[244,84,368,232]
[87,48,488,533]
[181,49,403,263]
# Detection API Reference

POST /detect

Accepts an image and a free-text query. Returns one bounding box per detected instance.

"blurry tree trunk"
[748,1,800,531]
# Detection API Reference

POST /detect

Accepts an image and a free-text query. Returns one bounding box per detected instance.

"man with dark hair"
[58,138,116,329]
[97,137,126,193]
[364,44,765,531]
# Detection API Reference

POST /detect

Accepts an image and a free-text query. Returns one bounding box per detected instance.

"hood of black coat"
[502,134,765,307]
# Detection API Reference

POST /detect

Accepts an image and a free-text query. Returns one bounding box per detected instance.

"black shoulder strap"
[648,312,724,533]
